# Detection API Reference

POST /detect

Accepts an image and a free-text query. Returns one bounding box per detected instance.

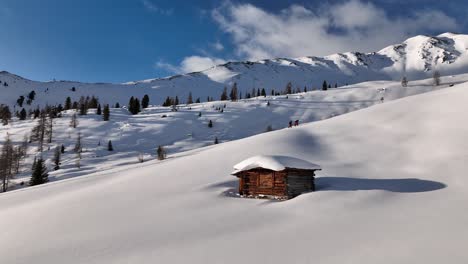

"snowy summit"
[232,155,321,174]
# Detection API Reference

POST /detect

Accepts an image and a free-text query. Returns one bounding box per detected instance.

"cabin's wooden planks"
[235,168,317,199]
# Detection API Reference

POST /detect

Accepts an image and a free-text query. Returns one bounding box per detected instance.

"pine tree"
[174,96,179,106]
[16,96,25,107]
[128,96,135,114]
[285,82,292,94]
[142,94,150,109]
[115,102,120,108]
[187,92,193,104]
[261,88,266,97]
[29,158,48,186]
[19,108,27,120]
[195,98,201,103]
[157,145,166,160]
[0,105,12,125]
[103,104,110,121]
[322,80,328,91]
[214,137,219,144]
[107,140,113,151]
[208,120,213,128]
[96,104,102,115]
[65,97,72,110]
[53,146,61,170]
[220,87,228,101]
[229,83,238,101]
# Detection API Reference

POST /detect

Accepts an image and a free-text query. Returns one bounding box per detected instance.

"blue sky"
[0,0,467,83]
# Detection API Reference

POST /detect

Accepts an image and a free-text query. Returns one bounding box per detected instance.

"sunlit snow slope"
[0,74,464,189]
[0,76,467,263]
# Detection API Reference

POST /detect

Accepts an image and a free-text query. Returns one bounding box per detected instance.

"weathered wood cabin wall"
[238,169,287,197]
[237,168,316,199]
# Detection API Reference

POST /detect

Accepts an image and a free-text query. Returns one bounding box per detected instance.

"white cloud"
[142,0,173,16]
[212,0,460,60]
[155,56,226,74]
[212,41,224,51]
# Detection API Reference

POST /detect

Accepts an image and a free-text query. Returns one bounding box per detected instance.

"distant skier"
[294,120,299,126]
[288,121,293,128]
[380,96,384,103]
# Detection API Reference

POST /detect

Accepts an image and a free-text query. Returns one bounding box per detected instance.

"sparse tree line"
[401,70,442,87]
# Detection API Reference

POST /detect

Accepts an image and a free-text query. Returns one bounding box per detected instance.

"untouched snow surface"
[232,155,321,174]
[0,75,467,263]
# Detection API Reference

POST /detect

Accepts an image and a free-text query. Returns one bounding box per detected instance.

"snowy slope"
[0,73,467,264]
[2,33,468,108]
[0,74,464,189]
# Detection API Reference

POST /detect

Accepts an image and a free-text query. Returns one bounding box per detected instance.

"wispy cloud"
[155,56,226,74]
[212,0,459,60]
[142,0,173,16]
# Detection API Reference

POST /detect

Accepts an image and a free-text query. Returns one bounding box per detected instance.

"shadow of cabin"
[231,155,321,200]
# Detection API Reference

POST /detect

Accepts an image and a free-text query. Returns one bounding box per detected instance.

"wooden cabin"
[231,155,321,199]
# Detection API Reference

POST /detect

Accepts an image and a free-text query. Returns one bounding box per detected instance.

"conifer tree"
[157,145,166,160]
[261,88,266,97]
[142,94,150,108]
[19,108,27,120]
[285,82,292,94]
[103,104,110,121]
[187,92,193,104]
[107,140,113,151]
[208,120,213,128]
[220,87,228,101]
[229,83,238,101]
[214,137,219,144]
[96,104,102,115]
[322,80,328,91]
[65,96,72,110]
[30,158,48,186]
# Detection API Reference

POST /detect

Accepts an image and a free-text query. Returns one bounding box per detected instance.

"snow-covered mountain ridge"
[1,33,468,108]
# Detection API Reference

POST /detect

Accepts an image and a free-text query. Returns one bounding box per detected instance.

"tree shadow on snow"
[316,177,446,193]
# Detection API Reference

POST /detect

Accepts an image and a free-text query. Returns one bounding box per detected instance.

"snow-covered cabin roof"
[232,155,321,175]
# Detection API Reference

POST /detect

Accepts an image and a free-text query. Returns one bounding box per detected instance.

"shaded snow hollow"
[232,155,321,174]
